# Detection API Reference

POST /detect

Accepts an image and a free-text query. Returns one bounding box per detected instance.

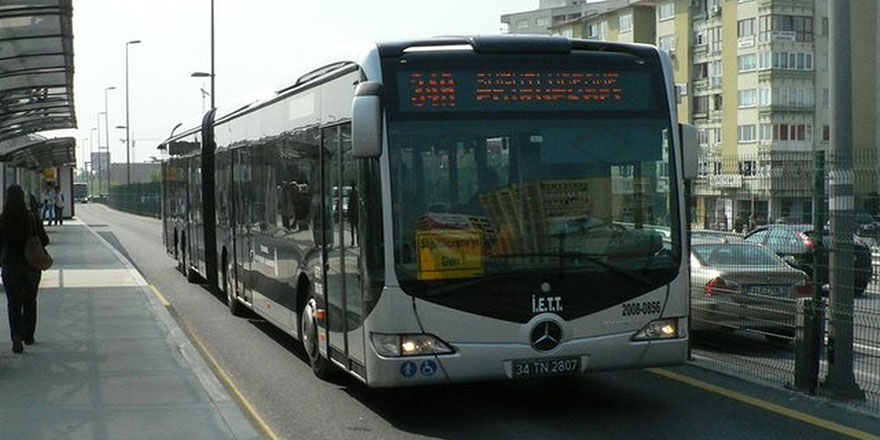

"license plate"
[746,285,787,296]
[512,356,581,378]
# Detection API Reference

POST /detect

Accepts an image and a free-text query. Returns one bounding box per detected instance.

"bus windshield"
[383,51,680,317]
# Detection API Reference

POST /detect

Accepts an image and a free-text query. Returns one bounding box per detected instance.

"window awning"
[0,0,75,145]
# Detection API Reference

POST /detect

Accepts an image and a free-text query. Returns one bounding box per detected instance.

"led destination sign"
[400,69,655,113]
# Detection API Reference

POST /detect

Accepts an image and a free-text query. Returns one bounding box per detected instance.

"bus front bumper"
[364,331,688,387]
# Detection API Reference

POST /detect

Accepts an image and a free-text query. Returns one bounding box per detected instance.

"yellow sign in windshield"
[416,229,484,280]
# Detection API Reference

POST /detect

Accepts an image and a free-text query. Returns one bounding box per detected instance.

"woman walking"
[1,185,48,353]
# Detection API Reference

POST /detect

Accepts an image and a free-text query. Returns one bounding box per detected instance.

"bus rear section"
[354,38,689,386]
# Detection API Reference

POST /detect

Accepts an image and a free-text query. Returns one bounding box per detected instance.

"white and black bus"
[161,36,697,387]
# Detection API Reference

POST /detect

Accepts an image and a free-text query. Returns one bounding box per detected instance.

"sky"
[66,0,539,168]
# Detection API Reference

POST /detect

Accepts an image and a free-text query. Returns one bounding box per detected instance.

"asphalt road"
[73,203,875,440]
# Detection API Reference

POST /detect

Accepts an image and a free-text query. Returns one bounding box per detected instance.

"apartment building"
[503,0,880,230]
[501,0,631,35]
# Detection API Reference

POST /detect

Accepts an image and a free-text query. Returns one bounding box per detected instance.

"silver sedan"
[690,241,813,341]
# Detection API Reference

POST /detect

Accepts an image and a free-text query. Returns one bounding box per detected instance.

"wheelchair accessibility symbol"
[420,360,437,377]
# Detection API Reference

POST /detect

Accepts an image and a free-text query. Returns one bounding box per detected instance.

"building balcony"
[758,105,814,116]
[758,69,815,82]
[758,0,814,12]
[693,44,708,59]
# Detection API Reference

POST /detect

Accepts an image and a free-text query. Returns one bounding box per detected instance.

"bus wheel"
[186,264,199,283]
[224,260,244,317]
[301,294,331,379]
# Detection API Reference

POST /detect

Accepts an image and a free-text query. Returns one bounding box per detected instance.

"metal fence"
[689,149,880,412]
[107,181,161,218]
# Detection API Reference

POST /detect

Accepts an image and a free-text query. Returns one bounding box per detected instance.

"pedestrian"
[0,184,49,353]
[53,185,64,225]
[41,183,54,225]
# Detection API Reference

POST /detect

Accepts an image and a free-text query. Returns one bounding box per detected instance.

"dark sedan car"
[744,224,872,296]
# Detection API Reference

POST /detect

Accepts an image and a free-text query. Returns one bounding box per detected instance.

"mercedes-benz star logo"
[530,321,562,352]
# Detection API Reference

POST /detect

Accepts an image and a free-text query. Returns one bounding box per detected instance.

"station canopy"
[0,0,75,166]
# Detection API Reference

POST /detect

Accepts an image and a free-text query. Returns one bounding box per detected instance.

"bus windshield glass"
[383,50,680,308]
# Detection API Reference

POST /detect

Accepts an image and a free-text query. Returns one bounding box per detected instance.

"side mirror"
[352,81,383,158]
[678,123,698,181]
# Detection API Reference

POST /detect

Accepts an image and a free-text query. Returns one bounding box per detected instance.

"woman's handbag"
[24,234,52,270]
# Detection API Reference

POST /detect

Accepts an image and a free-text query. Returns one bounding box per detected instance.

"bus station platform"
[0,220,259,440]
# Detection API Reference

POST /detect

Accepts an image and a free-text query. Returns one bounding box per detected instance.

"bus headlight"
[632,319,679,341]
[370,333,454,357]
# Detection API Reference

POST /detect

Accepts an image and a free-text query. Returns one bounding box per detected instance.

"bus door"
[233,148,254,305]
[187,155,203,274]
[322,123,366,370]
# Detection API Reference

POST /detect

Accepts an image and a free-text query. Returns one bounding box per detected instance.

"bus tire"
[186,264,199,283]
[224,258,244,317]
[301,293,331,379]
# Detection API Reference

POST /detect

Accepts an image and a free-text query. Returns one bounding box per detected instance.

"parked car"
[743,224,872,296]
[690,241,813,341]
[690,229,743,244]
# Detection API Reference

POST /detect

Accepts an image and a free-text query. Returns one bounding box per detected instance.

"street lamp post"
[125,39,142,185]
[103,86,116,198]
[191,0,215,110]
[90,127,98,195]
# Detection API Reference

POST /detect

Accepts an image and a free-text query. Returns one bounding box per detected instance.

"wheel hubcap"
[302,300,317,358]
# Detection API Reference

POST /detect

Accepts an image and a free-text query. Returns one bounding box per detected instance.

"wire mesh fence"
[107,181,161,218]
[689,149,880,412]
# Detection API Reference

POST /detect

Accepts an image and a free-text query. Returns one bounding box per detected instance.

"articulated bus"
[161,36,697,387]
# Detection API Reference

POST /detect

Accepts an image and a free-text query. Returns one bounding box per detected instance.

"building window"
[536,16,550,27]
[710,26,722,53]
[658,2,675,21]
[713,128,722,144]
[598,21,608,40]
[822,17,829,36]
[823,125,830,142]
[694,95,710,114]
[559,28,574,38]
[658,35,676,54]
[695,29,708,46]
[516,19,529,29]
[771,51,813,71]
[773,124,812,141]
[760,124,773,142]
[772,15,814,42]
[698,129,709,146]
[822,88,829,108]
[738,89,757,108]
[758,51,772,69]
[738,18,755,38]
[759,15,772,42]
[759,88,772,106]
[737,54,757,72]
[619,13,632,33]
[738,125,757,143]
[710,60,722,87]
[694,62,709,81]
[739,160,756,177]
[713,94,723,111]
[587,23,598,39]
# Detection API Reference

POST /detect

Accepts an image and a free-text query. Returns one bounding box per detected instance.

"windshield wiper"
[493,252,653,285]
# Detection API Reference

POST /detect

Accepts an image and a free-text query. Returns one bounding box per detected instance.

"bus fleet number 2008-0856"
[621,300,662,317]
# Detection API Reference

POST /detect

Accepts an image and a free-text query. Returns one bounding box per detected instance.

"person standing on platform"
[0,184,49,353]
[53,185,64,225]
[41,183,54,225]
